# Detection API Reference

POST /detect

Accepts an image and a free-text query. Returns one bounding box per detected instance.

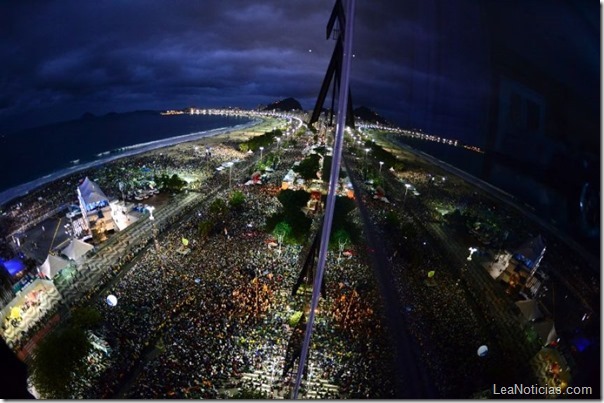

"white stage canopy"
[38,254,70,279]
[61,239,94,261]
[78,177,109,209]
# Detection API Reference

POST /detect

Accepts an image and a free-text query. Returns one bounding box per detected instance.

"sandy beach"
[0,115,284,209]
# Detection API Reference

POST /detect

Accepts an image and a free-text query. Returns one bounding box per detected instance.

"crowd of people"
[348,148,560,397]
[6,122,595,399]
[38,135,397,399]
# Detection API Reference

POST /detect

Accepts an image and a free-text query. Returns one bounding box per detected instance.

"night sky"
[0,0,599,147]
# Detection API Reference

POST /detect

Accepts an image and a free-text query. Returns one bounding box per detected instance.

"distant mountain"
[263,97,303,112]
[354,106,390,125]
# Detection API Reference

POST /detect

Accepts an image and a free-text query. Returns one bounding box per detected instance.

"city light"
[467,247,478,261]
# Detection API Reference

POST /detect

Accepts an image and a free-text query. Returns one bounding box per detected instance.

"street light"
[467,247,478,261]
[276,137,281,152]
[379,161,384,173]
[259,146,264,161]
[146,205,155,220]
[225,162,234,188]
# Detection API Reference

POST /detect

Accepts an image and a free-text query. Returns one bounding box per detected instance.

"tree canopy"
[293,154,321,181]
[229,190,245,210]
[273,221,293,243]
[71,306,102,329]
[30,325,91,398]
[155,173,187,192]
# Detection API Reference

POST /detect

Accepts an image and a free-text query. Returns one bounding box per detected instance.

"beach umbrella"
[477,345,489,357]
[182,238,189,246]
[106,295,118,307]
[9,307,21,320]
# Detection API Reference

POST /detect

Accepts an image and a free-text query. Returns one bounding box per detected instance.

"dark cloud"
[0,0,598,146]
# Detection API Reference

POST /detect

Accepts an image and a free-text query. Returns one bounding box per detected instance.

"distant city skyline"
[0,1,598,148]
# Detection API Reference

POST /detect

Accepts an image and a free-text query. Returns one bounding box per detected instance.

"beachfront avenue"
[0,110,598,398]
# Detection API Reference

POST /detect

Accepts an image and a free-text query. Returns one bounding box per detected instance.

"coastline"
[0,116,277,208]
[378,133,600,271]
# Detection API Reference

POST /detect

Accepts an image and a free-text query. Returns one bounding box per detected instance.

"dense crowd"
[5,125,597,399]
[44,138,396,399]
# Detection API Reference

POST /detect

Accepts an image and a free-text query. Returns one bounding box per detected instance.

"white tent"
[533,319,558,346]
[515,299,544,321]
[61,239,94,261]
[78,177,109,207]
[38,254,70,279]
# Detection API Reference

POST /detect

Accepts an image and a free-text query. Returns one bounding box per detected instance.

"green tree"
[238,143,249,153]
[198,219,214,240]
[165,174,187,192]
[229,190,245,210]
[277,189,310,212]
[287,210,312,243]
[273,221,292,244]
[314,146,326,156]
[330,196,355,230]
[293,154,321,181]
[209,198,228,220]
[331,228,351,251]
[71,306,102,329]
[30,326,91,398]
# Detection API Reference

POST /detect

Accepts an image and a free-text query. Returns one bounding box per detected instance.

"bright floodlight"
[146,205,155,220]
[106,295,118,307]
[467,247,478,261]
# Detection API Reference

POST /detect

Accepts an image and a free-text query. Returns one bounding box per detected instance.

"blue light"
[571,336,591,353]
[1,258,26,276]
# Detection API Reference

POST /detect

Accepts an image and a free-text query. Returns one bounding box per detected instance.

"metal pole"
[292,0,355,398]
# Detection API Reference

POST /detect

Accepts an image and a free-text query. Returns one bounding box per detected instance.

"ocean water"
[0,111,253,205]
[391,136,485,177]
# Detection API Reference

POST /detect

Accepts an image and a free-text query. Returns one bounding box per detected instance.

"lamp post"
[145,205,155,220]
[364,147,370,178]
[467,247,478,261]
[225,162,234,188]
[276,137,281,152]
[379,161,384,174]
[259,146,264,161]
